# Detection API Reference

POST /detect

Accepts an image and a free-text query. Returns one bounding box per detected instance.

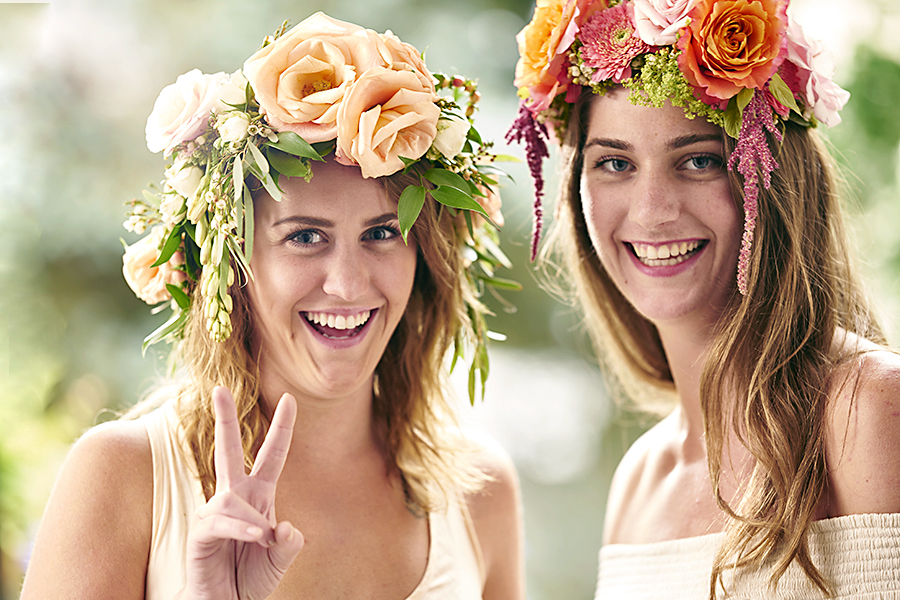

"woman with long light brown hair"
[22,13,523,600]
[509,0,900,597]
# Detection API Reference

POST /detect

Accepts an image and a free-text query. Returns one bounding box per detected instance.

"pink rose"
[335,66,440,178]
[145,69,227,156]
[243,12,386,142]
[632,0,701,46]
[783,19,849,128]
[122,227,185,305]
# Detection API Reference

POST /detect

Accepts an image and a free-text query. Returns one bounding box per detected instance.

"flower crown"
[123,13,516,398]
[507,0,850,294]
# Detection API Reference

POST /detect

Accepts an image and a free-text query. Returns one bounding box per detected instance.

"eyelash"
[592,153,723,172]
[286,224,401,247]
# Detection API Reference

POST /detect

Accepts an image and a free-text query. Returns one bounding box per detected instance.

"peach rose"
[122,227,185,305]
[335,66,440,178]
[514,0,607,112]
[243,12,386,142]
[146,69,228,156]
[676,0,788,103]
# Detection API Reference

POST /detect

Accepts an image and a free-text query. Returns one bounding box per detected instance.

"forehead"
[256,160,393,221]
[584,88,722,145]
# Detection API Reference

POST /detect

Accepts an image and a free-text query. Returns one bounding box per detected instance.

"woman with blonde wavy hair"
[22,13,523,600]
[509,0,900,597]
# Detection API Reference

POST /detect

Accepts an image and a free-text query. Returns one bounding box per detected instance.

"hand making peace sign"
[179,386,304,600]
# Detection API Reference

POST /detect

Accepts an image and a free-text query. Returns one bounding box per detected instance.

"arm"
[466,438,526,600]
[20,419,153,600]
[825,348,900,515]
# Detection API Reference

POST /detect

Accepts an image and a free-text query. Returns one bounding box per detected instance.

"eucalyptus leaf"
[398,185,426,243]
[247,141,269,175]
[267,147,312,178]
[430,186,488,216]
[243,181,255,266]
[151,225,183,268]
[424,168,469,191]
[269,132,325,160]
[768,72,800,113]
[166,283,191,310]
[724,98,742,139]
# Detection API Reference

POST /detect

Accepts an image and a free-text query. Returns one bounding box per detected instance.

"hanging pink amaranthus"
[728,89,782,295]
[506,101,550,261]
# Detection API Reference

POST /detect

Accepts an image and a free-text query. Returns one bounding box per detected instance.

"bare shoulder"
[602,411,674,544]
[825,337,900,515]
[462,429,525,600]
[20,417,154,599]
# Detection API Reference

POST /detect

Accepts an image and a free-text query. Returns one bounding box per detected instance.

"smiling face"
[579,88,742,328]
[246,159,417,403]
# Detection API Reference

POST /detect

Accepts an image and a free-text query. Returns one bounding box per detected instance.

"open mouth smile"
[303,309,373,340]
[629,240,706,267]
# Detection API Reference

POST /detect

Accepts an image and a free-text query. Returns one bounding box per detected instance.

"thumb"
[269,521,304,574]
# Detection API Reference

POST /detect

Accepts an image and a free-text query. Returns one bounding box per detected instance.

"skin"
[580,90,900,546]
[20,160,525,599]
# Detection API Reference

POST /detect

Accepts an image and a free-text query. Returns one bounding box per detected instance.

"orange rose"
[514,0,607,111]
[335,66,440,178]
[243,12,385,142]
[677,0,788,102]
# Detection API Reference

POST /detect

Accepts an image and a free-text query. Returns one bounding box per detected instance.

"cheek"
[580,181,618,262]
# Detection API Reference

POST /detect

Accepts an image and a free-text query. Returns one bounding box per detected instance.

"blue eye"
[289,230,324,245]
[601,158,631,172]
[365,225,400,241]
[683,155,722,171]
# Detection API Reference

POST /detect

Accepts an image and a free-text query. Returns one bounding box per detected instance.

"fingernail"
[247,526,262,536]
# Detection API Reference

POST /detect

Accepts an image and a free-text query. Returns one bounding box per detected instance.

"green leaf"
[424,168,469,192]
[166,283,191,310]
[311,140,335,158]
[768,72,800,114]
[476,233,513,269]
[398,185,426,243]
[268,131,325,161]
[142,309,188,354]
[479,275,523,291]
[723,97,742,139]
[247,162,281,201]
[267,147,312,178]
[246,141,269,175]
[243,181,255,265]
[142,189,161,204]
[233,151,244,205]
[151,226,182,268]
[467,126,482,145]
[430,186,488,217]
[736,87,754,112]
[492,153,521,163]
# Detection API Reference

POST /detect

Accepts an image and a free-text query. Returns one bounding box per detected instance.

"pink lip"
[625,240,707,278]
[300,308,378,350]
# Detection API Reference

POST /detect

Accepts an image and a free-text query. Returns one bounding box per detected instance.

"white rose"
[217,69,250,111]
[632,0,700,46]
[159,194,186,227]
[145,69,228,156]
[217,112,251,143]
[164,158,204,199]
[432,118,469,160]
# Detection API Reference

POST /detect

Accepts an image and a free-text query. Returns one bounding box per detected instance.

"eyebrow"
[272,212,398,228]
[584,133,722,152]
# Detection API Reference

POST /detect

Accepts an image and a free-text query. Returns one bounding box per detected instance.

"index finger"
[213,386,246,491]
[250,393,297,484]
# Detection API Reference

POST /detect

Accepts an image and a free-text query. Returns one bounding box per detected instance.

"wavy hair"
[149,162,485,513]
[544,90,885,597]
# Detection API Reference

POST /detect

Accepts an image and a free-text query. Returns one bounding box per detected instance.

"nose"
[628,169,681,231]
[321,243,369,301]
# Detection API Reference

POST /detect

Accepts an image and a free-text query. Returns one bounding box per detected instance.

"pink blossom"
[580,3,654,84]
[632,0,700,46]
[783,19,849,127]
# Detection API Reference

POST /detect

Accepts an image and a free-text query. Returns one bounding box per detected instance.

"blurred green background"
[1,0,899,598]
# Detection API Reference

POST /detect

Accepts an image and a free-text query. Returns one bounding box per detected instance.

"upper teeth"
[305,310,371,330]
[633,241,700,260]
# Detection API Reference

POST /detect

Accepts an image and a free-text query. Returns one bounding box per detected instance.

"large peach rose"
[514,0,607,112]
[676,0,788,103]
[243,13,386,142]
[335,66,440,178]
[122,227,185,305]
[375,31,432,84]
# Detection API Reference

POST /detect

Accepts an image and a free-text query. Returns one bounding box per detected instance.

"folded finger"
[189,514,270,549]
[268,521,305,575]
[196,491,276,541]
[251,393,297,484]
